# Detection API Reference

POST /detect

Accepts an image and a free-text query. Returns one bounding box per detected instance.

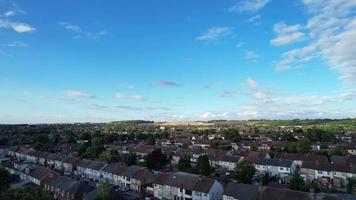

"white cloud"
[236,42,245,48]
[4,41,28,48]
[254,91,268,101]
[245,50,260,60]
[270,22,306,46]
[229,0,270,13]
[248,14,261,25]
[196,27,232,42]
[198,112,231,120]
[274,0,356,83]
[153,80,179,87]
[115,92,147,101]
[246,77,258,89]
[59,22,108,39]
[3,11,16,17]
[0,19,35,33]
[66,90,96,99]
[218,91,235,97]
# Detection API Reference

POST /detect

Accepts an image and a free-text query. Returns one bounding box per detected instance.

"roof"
[257,187,341,200]
[274,153,328,163]
[224,182,259,200]
[101,162,126,174]
[67,181,95,199]
[77,159,106,171]
[29,166,57,182]
[193,178,215,193]
[47,176,77,191]
[154,172,217,193]
[256,159,292,168]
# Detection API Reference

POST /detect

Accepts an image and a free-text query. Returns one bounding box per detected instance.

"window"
[280,167,284,170]
[185,190,192,195]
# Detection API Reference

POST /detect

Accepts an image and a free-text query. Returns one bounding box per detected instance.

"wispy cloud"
[66,90,96,99]
[0,19,35,33]
[59,22,108,39]
[115,92,147,101]
[3,41,28,48]
[218,91,235,97]
[274,0,356,83]
[229,0,270,13]
[196,27,233,42]
[153,80,179,87]
[204,81,224,89]
[270,22,306,46]
[248,14,261,25]
[246,77,258,89]
[245,50,260,60]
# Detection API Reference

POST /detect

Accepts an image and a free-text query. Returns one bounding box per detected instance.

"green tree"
[261,172,270,186]
[178,155,192,172]
[195,155,212,176]
[290,171,307,191]
[144,149,168,170]
[0,167,11,192]
[0,187,53,200]
[234,160,256,184]
[347,178,356,194]
[296,138,311,153]
[251,144,258,151]
[287,143,297,153]
[124,153,137,166]
[95,182,113,200]
[91,137,105,146]
[99,150,117,163]
[331,144,348,156]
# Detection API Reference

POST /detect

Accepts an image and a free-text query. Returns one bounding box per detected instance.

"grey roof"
[101,162,125,174]
[120,165,146,178]
[154,172,216,193]
[47,176,77,191]
[257,187,341,200]
[224,182,259,200]
[274,153,328,163]
[256,159,292,168]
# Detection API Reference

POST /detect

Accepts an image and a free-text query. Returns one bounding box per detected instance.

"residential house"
[75,159,107,181]
[45,176,95,200]
[153,172,223,200]
[223,182,259,200]
[118,165,154,192]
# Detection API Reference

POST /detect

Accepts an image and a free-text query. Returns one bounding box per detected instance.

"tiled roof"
[224,182,259,200]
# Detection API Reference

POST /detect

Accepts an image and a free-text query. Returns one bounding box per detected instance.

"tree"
[91,137,105,146]
[296,138,311,153]
[124,153,137,166]
[77,143,89,157]
[0,167,11,192]
[195,155,212,176]
[251,144,258,151]
[261,172,270,186]
[178,155,192,172]
[234,160,256,184]
[289,171,307,191]
[95,182,113,200]
[347,178,356,194]
[331,144,348,156]
[287,143,297,153]
[0,187,53,200]
[144,149,168,170]
[147,136,156,145]
[99,150,117,163]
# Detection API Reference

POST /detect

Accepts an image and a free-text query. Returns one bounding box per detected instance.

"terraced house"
[152,172,223,200]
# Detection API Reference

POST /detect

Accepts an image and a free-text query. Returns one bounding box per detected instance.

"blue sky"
[0,0,355,123]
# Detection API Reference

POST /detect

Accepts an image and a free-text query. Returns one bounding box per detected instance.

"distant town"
[0,119,355,200]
